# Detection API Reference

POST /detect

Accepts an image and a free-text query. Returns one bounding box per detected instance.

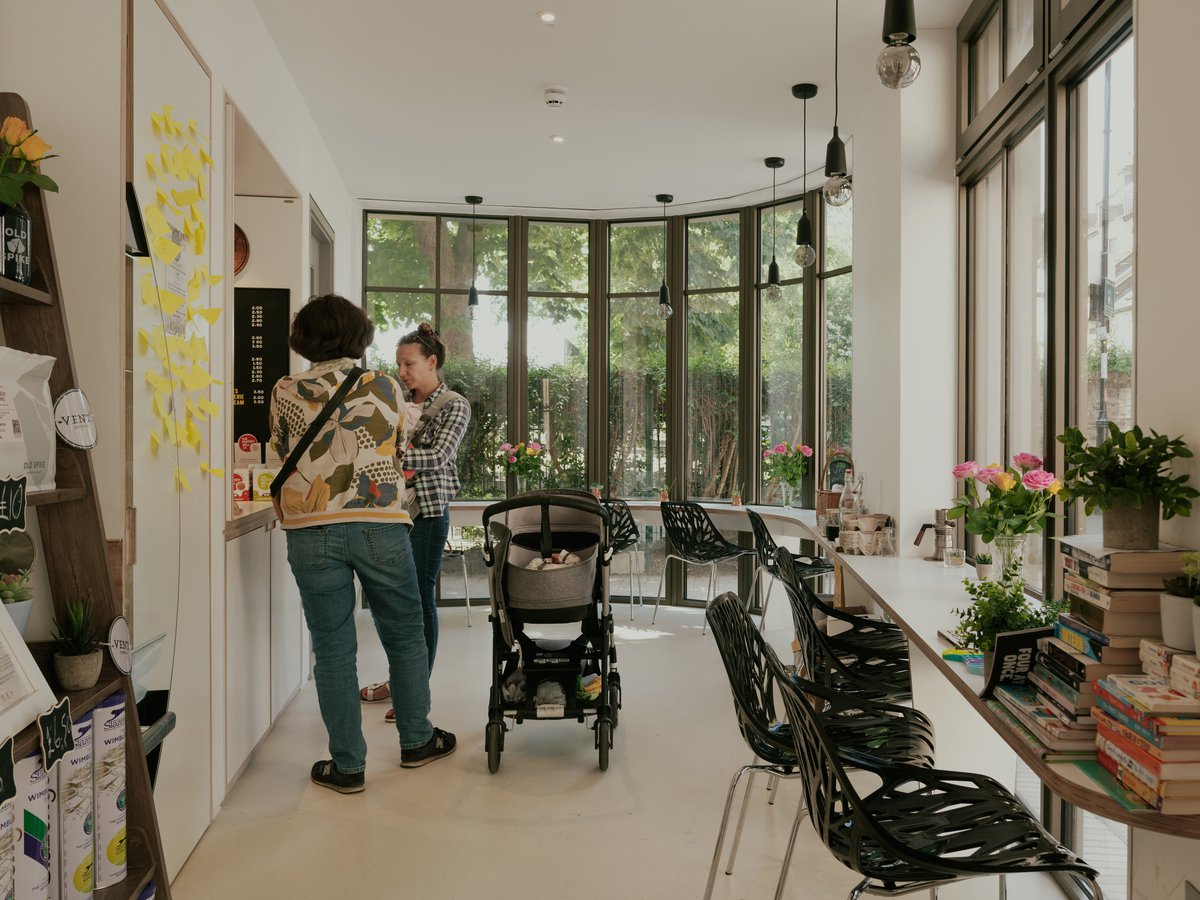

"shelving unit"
[0,92,172,900]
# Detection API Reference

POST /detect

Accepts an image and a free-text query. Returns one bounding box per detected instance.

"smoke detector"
[543,86,568,108]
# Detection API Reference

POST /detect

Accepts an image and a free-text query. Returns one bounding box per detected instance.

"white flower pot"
[2,599,33,638]
[1160,592,1196,652]
[975,563,994,581]
[1192,604,1200,663]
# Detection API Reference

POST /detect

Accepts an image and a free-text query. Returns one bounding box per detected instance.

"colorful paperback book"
[1029,667,1093,715]
[1105,674,1200,715]
[1094,680,1200,738]
[1037,650,1091,693]
[1062,553,1178,589]
[1096,721,1200,780]
[1058,533,1190,574]
[1092,708,1200,762]
[1059,612,1141,649]
[1173,655,1200,679]
[1063,573,1163,613]
[1142,639,1190,666]
[1067,597,1163,638]
[1036,683,1097,728]
[986,700,1096,762]
[995,685,1097,749]
[1041,636,1142,680]
[1055,620,1140,665]
[1168,674,1200,699]
[1076,758,1155,812]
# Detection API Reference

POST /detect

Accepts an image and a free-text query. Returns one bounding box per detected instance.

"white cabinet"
[225,526,272,784]
[270,527,305,719]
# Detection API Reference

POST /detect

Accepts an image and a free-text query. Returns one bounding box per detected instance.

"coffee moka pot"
[914,508,955,562]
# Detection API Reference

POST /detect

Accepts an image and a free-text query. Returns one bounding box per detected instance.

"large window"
[822,198,854,460]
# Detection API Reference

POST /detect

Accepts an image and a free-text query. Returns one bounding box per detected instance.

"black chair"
[603,499,643,621]
[776,548,913,703]
[745,508,834,631]
[774,671,1104,900]
[653,501,756,634]
[705,592,936,900]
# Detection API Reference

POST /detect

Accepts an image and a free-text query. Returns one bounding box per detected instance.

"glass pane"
[825,272,854,456]
[824,195,853,271]
[687,213,739,290]
[440,217,508,291]
[609,221,664,294]
[759,199,807,283]
[527,296,588,489]
[972,12,1002,118]
[528,222,589,294]
[1006,0,1036,76]
[608,299,666,497]
[971,163,1005,468]
[687,290,739,499]
[365,213,436,289]
[441,293,508,499]
[761,282,804,504]
[1076,808,1129,900]
[365,291,435,372]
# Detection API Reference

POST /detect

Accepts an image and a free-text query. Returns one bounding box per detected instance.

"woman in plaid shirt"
[362,323,471,717]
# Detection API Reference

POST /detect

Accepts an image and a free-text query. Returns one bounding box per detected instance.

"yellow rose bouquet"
[0,116,58,207]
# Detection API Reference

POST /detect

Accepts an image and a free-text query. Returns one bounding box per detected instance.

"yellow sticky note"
[166,335,186,358]
[153,390,171,420]
[171,188,200,207]
[207,273,223,286]
[193,221,205,255]
[137,327,152,352]
[175,468,191,493]
[152,235,181,266]
[145,153,161,176]
[159,290,186,316]
[199,147,214,168]
[163,416,177,444]
[196,307,221,326]
[186,397,204,421]
[208,467,225,478]
[140,274,157,307]
[182,217,192,238]
[198,396,220,417]
[189,336,210,364]
[186,419,202,448]
[149,432,160,454]
[197,175,207,200]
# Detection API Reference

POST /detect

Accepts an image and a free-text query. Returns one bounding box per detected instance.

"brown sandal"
[360,682,391,703]
[384,708,395,723]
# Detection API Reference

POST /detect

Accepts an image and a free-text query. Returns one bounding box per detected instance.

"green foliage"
[1058,423,1200,519]
[52,598,100,657]
[975,552,992,565]
[1164,552,1200,599]
[0,569,32,605]
[953,573,1065,653]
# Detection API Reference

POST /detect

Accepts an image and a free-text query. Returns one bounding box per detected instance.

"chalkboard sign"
[232,288,290,450]
[38,697,74,775]
[0,477,26,534]
[0,737,14,806]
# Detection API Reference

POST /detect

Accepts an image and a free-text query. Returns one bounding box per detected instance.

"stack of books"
[993,682,1098,759]
[1094,673,1200,813]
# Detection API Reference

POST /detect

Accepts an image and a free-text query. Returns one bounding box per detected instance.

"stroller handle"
[482,490,611,564]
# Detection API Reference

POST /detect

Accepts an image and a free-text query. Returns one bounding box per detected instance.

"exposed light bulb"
[468,304,478,320]
[656,302,673,320]
[793,244,817,268]
[823,176,853,207]
[877,42,921,89]
[765,283,784,304]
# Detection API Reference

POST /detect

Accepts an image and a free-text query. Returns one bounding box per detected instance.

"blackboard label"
[233,288,290,451]
[0,477,26,534]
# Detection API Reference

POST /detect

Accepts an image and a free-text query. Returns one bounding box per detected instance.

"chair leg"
[846,880,870,900]
[1080,875,1105,900]
[723,769,758,876]
[704,765,754,900]
[629,551,636,621]
[651,561,668,625]
[775,798,806,900]
[758,575,776,633]
[634,552,643,610]
[701,563,716,636]
[768,773,780,805]
[461,553,471,627]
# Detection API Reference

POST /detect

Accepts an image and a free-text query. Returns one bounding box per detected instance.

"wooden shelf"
[224,504,276,541]
[95,826,157,900]
[11,647,125,760]
[27,486,87,507]
[0,278,52,307]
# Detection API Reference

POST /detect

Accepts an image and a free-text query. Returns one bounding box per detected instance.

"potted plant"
[0,569,34,637]
[1161,552,1200,652]
[52,598,104,691]
[0,116,58,285]
[974,552,993,581]
[589,482,604,499]
[762,441,813,508]
[953,567,1065,675]
[730,486,742,507]
[1058,424,1199,550]
[946,454,1062,578]
[656,484,670,502]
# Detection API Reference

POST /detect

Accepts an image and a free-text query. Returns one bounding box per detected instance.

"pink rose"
[500,442,512,452]
[801,445,813,457]
[508,456,517,464]
[762,450,771,460]
[952,461,979,479]
[528,441,542,451]
[1012,452,1043,471]
[1022,469,1056,491]
[975,465,1003,485]
[773,443,788,454]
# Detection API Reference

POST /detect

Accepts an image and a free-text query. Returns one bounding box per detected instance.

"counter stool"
[745,508,833,631]
[603,498,643,620]
[443,526,473,626]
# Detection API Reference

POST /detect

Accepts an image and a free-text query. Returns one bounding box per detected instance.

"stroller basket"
[505,542,598,614]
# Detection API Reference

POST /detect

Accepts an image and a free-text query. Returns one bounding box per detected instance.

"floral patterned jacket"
[269,358,411,530]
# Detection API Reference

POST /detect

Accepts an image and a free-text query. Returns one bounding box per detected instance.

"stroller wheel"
[486,721,503,774]
[596,718,612,771]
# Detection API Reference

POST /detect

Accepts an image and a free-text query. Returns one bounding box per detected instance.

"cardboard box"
[231,469,250,503]
[232,433,262,468]
[251,467,279,502]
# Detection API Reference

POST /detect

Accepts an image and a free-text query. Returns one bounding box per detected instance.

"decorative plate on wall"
[233,224,250,276]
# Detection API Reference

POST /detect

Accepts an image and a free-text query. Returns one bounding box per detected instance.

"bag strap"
[270,366,364,497]
[402,387,464,457]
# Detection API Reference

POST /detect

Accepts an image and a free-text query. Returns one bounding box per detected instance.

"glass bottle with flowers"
[499,440,545,494]
[0,116,59,285]
[946,453,1062,580]
[762,442,813,508]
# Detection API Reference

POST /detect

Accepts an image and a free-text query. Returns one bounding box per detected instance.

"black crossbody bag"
[270,367,365,498]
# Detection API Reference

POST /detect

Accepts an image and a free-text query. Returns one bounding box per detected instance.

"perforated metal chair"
[774,670,1104,900]
[705,592,936,900]
[442,526,473,626]
[653,501,756,634]
[745,508,834,631]
[602,498,643,621]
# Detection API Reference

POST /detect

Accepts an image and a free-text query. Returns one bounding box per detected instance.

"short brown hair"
[289,294,375,362]
[397,322,447,370]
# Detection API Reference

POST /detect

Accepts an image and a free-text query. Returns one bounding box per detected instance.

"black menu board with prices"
[233,287,290,449]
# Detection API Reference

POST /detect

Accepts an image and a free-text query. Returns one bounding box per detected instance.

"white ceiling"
[251,0,971,215]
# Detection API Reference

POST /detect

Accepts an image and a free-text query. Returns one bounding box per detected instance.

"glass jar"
[878,527,896,557]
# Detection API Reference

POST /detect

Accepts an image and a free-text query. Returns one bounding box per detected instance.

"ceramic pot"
[0,204,32,285]
[1103,499,1160,551]
[1160,592,1196,652]
[2,599,33,637]
[976,563,994,581]
[53,650,103,691]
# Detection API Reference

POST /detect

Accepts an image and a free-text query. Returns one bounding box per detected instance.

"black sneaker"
[310,760,364,794]
[400,727,457,768]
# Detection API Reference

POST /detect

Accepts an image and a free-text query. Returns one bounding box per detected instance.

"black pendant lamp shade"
[656,193,673,320]
[764,157,784,302]
[824,126,848,178]
[795,210,813,248]
[822,0,853,207]
[791,83,819,268]
[466,195,482,318]
[882,0,916,43]
[878,0,921,89]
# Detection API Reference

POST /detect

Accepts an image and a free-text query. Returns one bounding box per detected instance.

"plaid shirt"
[403,382,471,518]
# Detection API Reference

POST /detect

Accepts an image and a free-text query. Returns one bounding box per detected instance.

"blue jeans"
[286,522,432,773]
[409,507,451,673]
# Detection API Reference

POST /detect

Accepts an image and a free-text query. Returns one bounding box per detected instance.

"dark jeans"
[409,507,451,673]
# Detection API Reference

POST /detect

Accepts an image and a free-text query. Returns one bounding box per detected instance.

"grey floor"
[172,599,1075,900]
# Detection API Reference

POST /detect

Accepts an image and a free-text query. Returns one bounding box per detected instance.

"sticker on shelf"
[106,618,131,676]
[53,389,98,450]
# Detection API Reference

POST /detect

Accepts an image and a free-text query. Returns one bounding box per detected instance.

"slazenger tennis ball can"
[14,752,48,900]
[0,795,16,900]
[92,694,126,888]
[54,715,94,899]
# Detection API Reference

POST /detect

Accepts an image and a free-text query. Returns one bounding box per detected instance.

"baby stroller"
[481,489,621,772]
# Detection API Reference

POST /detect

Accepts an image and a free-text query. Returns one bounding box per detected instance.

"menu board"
[232,288,290,449]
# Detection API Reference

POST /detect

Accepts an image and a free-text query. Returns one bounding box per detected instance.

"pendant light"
[764,158,785,303]
[655,193,673,320]
[877,0,921,90]
[791,83,818,268]
[823,0,852,208]
[466,195,482,320]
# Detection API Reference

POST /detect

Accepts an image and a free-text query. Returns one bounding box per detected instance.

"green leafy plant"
[952,567,1065,653]
[52,599,101,657]
[1164,552,1200,599]
[1058,424,1199,519]
[0,569,32,605]
[975,552,992,565]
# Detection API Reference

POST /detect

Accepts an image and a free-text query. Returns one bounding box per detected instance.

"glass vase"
[790,481,803,509]
[992,534,1027,582]
[779,481,794,507]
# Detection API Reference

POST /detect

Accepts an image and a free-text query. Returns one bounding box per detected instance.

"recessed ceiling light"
[538,10,557,24]
[550,135,565,143]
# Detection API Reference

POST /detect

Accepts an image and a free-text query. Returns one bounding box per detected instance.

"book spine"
[1095,681,1160,734]
[1174,656,1200,679]
[1096,732,1162,789]
[1059,612,1111,646]
[1169,673,1200,696]
[1042,639,1093,679]
[1097,746,1161,808]
[1061,541,1110,570]
[1064,574,1109,608]
[1037,651,1088,692]
[1055,622,1102,662]
[1031,666,1086,708]
[987,700,1053,756]
[1094,709,1168,757]
[1039,686,1094,727]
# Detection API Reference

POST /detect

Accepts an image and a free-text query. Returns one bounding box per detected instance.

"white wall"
[1131,1,1200,897]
